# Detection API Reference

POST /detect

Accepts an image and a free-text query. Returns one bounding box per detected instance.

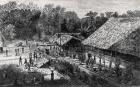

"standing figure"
[35,52,38,60]
[24,58,27,64]
[29,44,30,49]
[51,70,54,81]
[6,50,8,56]
[19,56,22,65]
[87,53,92,65]
[17,48,20,56]
[73,54,76,59]
[29,57,34,66]
[45,49,49,55]
[22,47,24,53]
[24,59,27,69]
[27,62,30,71]
[29,53,32,59]
[39,52,42,58]
[33,52,37,61]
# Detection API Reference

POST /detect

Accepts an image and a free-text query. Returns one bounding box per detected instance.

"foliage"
[3,24,15,40]
[1,8,41,39]
[0,64,43,85]
[61,11,80,33]
[0,1,140,40]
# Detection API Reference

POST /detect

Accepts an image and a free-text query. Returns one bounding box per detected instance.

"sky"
[0,0,140,18]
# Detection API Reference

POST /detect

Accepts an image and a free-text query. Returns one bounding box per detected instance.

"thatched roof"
[49,33,82,46]
[109,25,140,57]
[49,34,59,43]
[56,35,81,46]
[82,17,140,49]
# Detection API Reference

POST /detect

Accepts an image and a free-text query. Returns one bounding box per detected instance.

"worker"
[27,62,30,71]
[33,51,37,61]
[29,57,32,66]
[29,53,32,59]
[24,59,28,69]
[6,49,8,56]
[22,47,24,53]
[39,52,42,58]
[51,70,54,81]
[24,59,27,64]
[19,56,22,65]
[15,49,17,56]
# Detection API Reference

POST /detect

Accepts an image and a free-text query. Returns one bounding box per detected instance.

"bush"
[0,64,43,85]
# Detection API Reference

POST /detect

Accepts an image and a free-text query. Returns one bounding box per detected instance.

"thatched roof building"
[56,35,81,46]
[82,17,140,49]
[82,17,140,57]
[49,33,82,46]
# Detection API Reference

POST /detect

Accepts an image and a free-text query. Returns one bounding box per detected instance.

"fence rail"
[0,57,29,65]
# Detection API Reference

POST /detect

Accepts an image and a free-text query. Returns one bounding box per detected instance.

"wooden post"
[59,34,62,53]
[94,55,96,64]
[98,54,102,68]
[99,55,102,65]
[103,57,105,67]
[109,58,113,69]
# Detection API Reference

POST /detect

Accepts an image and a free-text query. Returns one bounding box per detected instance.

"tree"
[96,13,108,29]
[40,4,66,35]
[127,10,140,17]
[133,10,140,17]
[85,11,98,28]
[62,11,79,32]
[26,2,39,10]
[86,11,98,18]
[64,11,79,20]
[100,13,105,18]
[61,19,68,32]
[120,13,128,18]
[1,8,41,39]
[112,12,119,18]
[3,24,15,40]
[80,11,98,38]
[17,3,27,10]
[105,12,113,18]
[43,4,54,16]
[0,1,17,11]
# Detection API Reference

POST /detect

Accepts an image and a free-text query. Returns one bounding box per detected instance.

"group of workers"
[19,50,42,70]
[4,47,24,56]
[19,47,50,70]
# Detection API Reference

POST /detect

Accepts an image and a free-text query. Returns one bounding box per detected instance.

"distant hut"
[55,34,82,57]
[56,35,82,50]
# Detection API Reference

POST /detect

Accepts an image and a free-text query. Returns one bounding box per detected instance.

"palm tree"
[86,11,98,18]
[80,11,98,38]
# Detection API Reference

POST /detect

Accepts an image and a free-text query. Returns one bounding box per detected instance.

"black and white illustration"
[0,0,140,87]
